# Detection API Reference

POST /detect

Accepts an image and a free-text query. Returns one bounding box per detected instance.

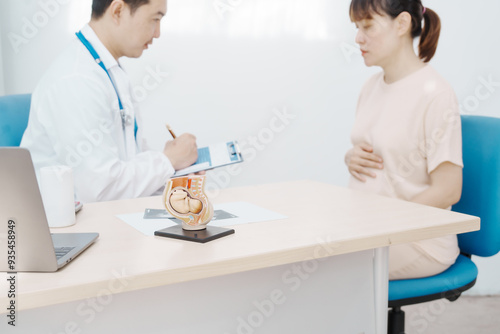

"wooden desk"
[0,181,479,334]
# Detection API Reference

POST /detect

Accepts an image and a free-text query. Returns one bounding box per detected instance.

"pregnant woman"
[345,0,463,279]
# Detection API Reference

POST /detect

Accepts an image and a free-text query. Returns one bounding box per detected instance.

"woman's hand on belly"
[345,143,384,182]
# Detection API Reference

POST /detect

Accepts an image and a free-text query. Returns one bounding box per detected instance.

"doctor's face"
[120,0,166,58]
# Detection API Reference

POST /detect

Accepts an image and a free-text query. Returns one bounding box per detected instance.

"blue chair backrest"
[0,94,32,147]
[453,115,500,257]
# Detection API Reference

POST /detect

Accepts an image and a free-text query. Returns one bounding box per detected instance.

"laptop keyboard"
[55,247,75,259]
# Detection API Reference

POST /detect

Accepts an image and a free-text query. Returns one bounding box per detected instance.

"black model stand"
[154,225,235,243]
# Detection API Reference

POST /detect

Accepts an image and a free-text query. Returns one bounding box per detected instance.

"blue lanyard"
[75,31,137,136]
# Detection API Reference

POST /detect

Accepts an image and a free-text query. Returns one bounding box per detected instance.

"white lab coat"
[21,24,175,203]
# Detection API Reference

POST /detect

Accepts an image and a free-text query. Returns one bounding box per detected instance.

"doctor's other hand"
[164,134,198,170]
[345,143,383,182]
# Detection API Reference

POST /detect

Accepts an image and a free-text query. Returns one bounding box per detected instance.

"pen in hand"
[166,124,176,139]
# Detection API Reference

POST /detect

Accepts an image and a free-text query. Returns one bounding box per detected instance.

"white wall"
[0,0,92,94]
[1,0,499,294]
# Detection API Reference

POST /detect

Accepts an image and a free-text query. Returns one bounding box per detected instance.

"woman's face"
[354,13,399,67]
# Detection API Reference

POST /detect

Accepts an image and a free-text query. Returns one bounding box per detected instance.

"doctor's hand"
[163,134,198,170]
[345,143,383,182]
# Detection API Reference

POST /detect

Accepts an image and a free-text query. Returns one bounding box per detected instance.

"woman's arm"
[410,162,463,209]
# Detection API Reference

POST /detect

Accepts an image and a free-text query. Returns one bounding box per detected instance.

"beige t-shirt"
[349,65,463,265]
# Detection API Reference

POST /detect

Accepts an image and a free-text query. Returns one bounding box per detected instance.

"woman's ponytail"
[419,7,441,63]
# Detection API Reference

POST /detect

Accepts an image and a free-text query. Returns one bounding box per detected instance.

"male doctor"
[21,0,198,203]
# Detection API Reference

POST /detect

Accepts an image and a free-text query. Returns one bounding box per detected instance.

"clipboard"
[173,140,243,177]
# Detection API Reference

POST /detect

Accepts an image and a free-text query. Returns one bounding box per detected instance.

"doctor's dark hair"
[349,0,441,63]
[92,0,150,20]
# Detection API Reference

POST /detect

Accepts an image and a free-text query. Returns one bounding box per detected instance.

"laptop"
[0,147,99,272]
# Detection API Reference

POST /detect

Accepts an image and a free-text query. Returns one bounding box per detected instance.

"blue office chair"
[388,115,500,334]
[0,94,32,146]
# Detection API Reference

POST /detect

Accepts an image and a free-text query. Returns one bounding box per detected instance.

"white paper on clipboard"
[173,140,243,177]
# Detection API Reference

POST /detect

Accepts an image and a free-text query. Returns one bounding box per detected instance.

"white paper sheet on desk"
[116,202,287,236]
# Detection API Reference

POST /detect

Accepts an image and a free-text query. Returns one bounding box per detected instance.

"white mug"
[39,166,76,228]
